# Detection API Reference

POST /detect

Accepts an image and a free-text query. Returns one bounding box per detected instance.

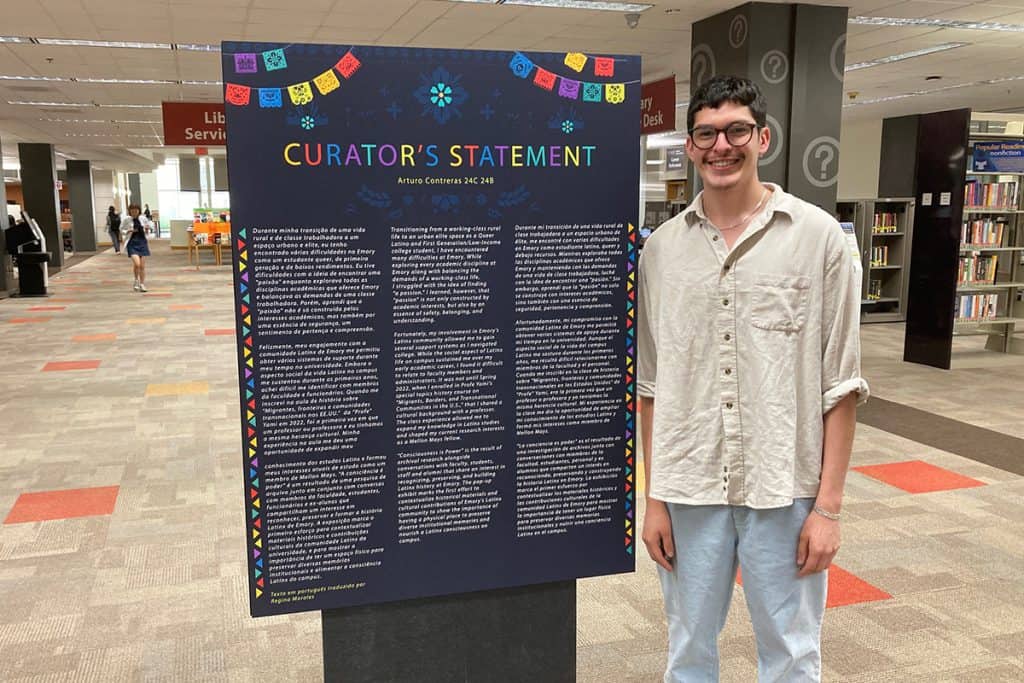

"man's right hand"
[641,498,675,571]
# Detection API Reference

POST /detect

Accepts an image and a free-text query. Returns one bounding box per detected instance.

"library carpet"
[0,243,1022,681]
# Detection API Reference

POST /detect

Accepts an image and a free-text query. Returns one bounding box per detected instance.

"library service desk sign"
[221,42,639,616]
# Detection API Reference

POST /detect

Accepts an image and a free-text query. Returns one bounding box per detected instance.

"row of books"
[871,213,899,232]
[866,279,884,300]
[958,253,999,285]
[954,293,1000,321]
[961,219,1006,247]
[870,246,890,266]
[964,180,1019,209]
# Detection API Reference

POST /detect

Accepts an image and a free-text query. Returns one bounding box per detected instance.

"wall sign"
[222,42,639,616]
[973,140,1024,173]
[641,76,676,135]
[162,102,226,146]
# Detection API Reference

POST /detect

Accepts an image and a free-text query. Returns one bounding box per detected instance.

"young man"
[637,75,869,682]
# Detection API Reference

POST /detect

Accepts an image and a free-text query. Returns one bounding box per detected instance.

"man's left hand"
[796,509,840,577]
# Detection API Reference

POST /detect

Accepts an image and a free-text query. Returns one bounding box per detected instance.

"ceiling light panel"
[845,43,970,71]
[448,0,653,10]
[848,74,1024,106]
[35,38,173,49]
[849,16,1024,33]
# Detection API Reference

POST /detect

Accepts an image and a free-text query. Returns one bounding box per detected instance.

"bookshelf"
[955,156,1024,352]
[836,197,915,323]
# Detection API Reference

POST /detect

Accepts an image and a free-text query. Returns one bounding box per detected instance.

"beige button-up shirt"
[637,184,869,509]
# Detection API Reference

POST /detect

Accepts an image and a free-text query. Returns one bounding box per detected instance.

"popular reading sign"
[222,42,639,616]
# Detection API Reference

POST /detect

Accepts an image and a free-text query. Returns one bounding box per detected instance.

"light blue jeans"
[658,498,827,682]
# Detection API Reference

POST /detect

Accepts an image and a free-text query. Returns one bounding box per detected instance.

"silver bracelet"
[813,505,841,521]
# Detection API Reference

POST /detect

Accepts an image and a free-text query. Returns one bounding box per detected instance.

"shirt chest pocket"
[749,273,811,332]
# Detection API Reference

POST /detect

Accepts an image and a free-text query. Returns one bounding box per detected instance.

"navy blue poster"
[222,42,639,617]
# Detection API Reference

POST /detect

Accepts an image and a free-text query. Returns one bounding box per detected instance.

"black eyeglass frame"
[687,122,761,150]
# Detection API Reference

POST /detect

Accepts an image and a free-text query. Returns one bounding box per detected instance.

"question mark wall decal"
[760,50,789,84]
[729,15,748,48]
[691,45,716,87]
[802,136,840,188]
[814,146,835,180]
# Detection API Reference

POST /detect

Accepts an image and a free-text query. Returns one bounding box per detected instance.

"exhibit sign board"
[221,42,640,616]
[973,140,1024,173]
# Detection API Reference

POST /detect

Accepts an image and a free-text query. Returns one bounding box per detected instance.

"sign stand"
[322,581,575,682]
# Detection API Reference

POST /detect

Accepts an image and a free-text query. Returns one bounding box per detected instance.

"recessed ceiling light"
[97,104,161,109]
[846,74,1024,106]
[9,100,160,109]
[448,0,653,10]
[849,16,1024,33]
[0,74,214,86]
[175,43,220,52]
[845,43,969,71]
[35,38,172,49]
[9,100,91,107]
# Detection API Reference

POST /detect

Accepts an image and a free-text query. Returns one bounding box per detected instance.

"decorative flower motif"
[415,67,468,125]
[286,103,328,130]
[430,82,453,108]
[550,107,585,136]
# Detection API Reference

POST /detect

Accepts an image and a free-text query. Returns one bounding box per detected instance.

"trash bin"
[14,251,50,296]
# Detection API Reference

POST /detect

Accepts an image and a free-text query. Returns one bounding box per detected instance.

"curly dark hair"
[687,76,767,131]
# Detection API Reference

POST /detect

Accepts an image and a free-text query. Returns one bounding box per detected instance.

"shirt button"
[725,368,732,375]
[726,402,734,409]
[724,333,731,341]
[713,235,719,241]
[722,298,729,306]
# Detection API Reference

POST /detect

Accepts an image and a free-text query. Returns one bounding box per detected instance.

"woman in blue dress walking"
[124,203,152,292]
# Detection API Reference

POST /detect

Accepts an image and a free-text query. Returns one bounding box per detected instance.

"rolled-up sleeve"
[637,247,657,398]
[820,227,870,413]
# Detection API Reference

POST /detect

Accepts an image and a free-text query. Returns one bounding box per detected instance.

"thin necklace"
[718,186,770,231]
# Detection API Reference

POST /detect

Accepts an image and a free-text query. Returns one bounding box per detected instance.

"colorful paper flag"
[263,48,288,71]
[335,51,362,79]
[558,78,581,100]
[605,83,626,104]
[234,53,258,74]
[582,82,603,103]
[533,68,556,91]
[509,52,534,79]
[594,57,615,77]
[314,69,341,95]
[225,83,251,106]
[258,88,282,108]
[564,52,587,73]
[287,82,314,105]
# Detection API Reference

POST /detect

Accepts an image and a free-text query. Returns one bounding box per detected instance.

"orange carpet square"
[826,565,893,608]
[28,306,65,311]
[72,333,117,342]
[205,328,234,336]
[4,486,119,524]
[42,360,101,372]
[737,564,891,608]
[9,317,52,324]
[852,460,985,494]
[144,292,173,298]
[170,304,203,311]
[47,298,78,303]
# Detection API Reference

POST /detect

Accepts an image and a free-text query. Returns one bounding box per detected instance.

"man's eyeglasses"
[688,122,759,150]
